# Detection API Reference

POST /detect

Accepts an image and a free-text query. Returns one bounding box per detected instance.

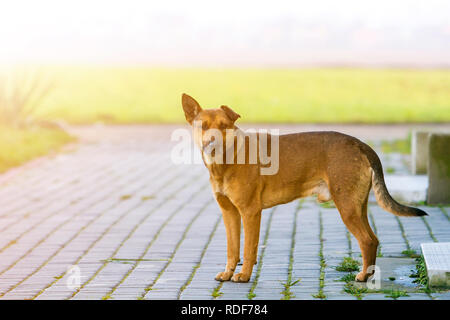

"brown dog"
[181,93,426,283]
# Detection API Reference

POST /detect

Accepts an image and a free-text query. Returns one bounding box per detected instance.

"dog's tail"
[363,145,427,217]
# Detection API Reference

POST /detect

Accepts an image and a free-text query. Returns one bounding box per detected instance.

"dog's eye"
[202,122,209,130]
[219,123,227,130]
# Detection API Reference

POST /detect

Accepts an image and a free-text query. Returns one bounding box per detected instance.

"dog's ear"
[220,105,240,122]
[182,93,202,124]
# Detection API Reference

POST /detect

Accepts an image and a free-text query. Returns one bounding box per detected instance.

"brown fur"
[181,93,427,283]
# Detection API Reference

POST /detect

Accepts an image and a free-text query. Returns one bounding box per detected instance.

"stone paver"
[421,243,450,287]
[0,124,448,300]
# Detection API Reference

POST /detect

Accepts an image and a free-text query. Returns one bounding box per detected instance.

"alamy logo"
[66,265,81,290]
[366,265,381,290]
[170,122,280,175]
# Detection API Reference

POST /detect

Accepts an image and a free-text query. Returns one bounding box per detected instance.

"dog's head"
[181,93,240,154]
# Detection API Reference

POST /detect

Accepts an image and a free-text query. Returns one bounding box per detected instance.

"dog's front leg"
[215,194,241,281]
[231,208,262,283]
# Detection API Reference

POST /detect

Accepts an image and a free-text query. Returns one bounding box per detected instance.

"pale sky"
[0,0,449,66]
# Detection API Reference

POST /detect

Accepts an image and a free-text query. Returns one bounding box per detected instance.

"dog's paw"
[231,272,250,283]
[355,271,369,282]
[215,271,234,281]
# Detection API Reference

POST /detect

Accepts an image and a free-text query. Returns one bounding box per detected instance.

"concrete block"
[421,243,450,288]
[411,131,429,174]
[427,134,450,205]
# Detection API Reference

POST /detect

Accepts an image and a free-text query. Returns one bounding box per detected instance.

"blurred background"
[0,0,449,171]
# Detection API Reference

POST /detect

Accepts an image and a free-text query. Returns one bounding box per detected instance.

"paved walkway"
[0,124,449,300]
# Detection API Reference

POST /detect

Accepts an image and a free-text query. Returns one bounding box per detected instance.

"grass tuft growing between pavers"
[409,254,450,296]
[280,278,301,300]
[280,200,302,300]
[384,287,409,300]
[212,287,223,298]
[312,211,327,300]
[401,249,421,258]
[335,257,361,272]
[410,255,429,290]
[343,282,368,300]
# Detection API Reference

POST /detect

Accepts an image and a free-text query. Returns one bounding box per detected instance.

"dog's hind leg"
[329,176,379,282]
[328,168,378,281]
[215,194,241,281]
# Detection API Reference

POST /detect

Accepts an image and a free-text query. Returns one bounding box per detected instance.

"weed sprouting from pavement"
[336,257,360,272]
[280,278,301,300]
[212,287,223,298]
[384,287,409,300]
[343,282,368,300]
[402,249,420,258]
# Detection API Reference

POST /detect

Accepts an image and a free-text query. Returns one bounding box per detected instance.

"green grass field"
[36,67,450,124]
[1,67,447,174]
